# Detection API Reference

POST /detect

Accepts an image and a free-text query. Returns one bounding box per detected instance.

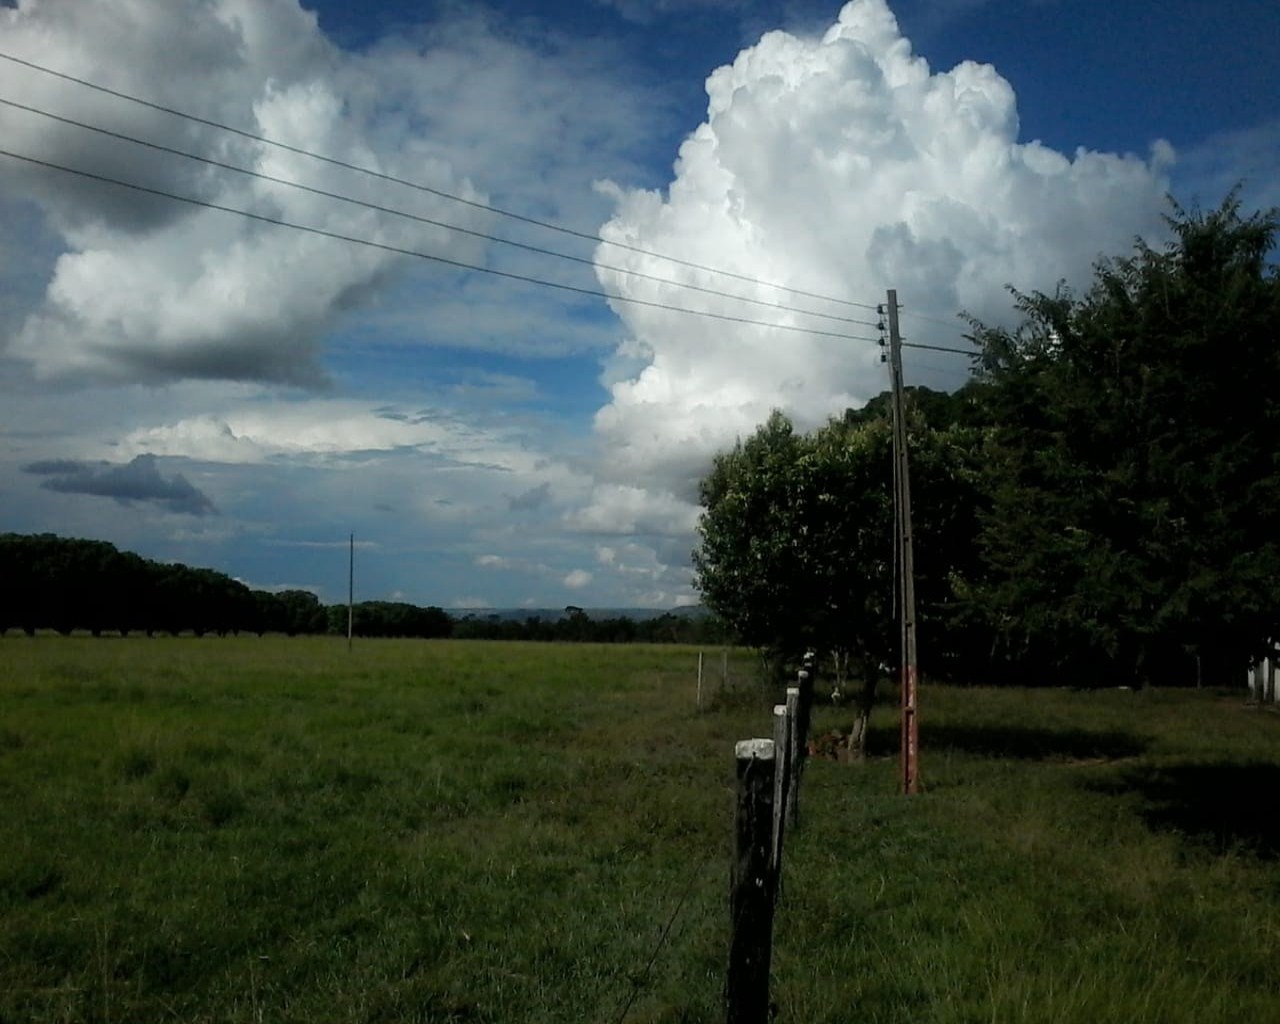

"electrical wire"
[900,341,974,356]
[0,49,883,313]
[0,146,883,345]
[0,95,881,331]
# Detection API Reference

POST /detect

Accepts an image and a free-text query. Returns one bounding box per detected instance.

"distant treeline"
[0,534,717,643]
[452,606,723,645]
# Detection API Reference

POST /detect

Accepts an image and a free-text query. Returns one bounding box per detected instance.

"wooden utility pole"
[885,290,920,794]
[347,532,354,652]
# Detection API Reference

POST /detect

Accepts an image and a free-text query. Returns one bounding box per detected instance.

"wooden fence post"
[798,654,816,752]
[770,705,792,884]
[727,739,776,1024]
[794,666,814,786]
[698,651,705,712]
[784,686,801,829]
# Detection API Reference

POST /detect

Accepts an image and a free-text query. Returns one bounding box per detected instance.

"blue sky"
[1,0,1276,610]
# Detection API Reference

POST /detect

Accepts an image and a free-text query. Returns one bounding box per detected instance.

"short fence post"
[698,651,705,712]
[799,653,816,744]
[727,739,776,1024]
[792,664,815,816]
[784,686,801,829]
[723,648,730,687]
[770,705,792,887]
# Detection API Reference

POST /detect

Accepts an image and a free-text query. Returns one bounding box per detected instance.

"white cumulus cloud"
[591,0,1174,518]
[114,400,540,469]
[566,483,702,536]
[0,0,645,384]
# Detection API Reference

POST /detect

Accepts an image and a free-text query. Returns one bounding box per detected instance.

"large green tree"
[694,396,985,755]
[693,410,892,755]
[968,196,1280,685]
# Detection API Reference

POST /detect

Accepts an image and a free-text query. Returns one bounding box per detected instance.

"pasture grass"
[1,636,1277,1023]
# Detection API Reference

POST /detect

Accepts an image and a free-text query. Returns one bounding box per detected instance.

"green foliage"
[335,600,454,638]
[968,195,1280,685]
[0,533,257,637]
[699,193,1280,688]
[267,588,329,636]
[451,607,724,644]
[693,400,986,679]
[695,409,857,661]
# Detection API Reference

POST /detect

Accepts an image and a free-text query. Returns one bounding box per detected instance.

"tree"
[693,411,832,667]
[694,402,986,755]
[968,195,1280,686]
[273,590,328,636]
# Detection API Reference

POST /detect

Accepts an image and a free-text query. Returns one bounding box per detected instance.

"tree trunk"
[830,649,848,690]
[843,664,879,762]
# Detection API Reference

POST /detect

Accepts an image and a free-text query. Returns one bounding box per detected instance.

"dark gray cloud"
[22,454,217,516]
[509,482,552,512]
[22,458,87,475]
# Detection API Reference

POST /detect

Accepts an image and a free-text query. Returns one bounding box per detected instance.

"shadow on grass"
[1089,762,1280,860]
[868,722,1147,762]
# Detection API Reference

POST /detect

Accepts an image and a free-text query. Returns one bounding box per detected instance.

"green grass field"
[1,637,1277,1023]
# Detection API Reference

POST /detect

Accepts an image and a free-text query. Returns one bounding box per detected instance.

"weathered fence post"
[727,739,776,1024]
[798,654,816,753]
[788,661,814,828]
[784,686,801,829]
[770,705,792,886]
[698,651,705,712]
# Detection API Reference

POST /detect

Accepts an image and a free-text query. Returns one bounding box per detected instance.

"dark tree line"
[332,601,453,639]
[0,534,713,643]
[0,534,258,638]
[452,605,724,645]
[695,196,1280,708]
[963,196,1280,688]
[0,534,455,639]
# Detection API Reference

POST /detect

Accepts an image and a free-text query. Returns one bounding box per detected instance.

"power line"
[900,309,978,350]
[900,340,973,356]
[0,95,880,331]
[0,146,882,345]
[884,300,975,355]
[0,48,882,314]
